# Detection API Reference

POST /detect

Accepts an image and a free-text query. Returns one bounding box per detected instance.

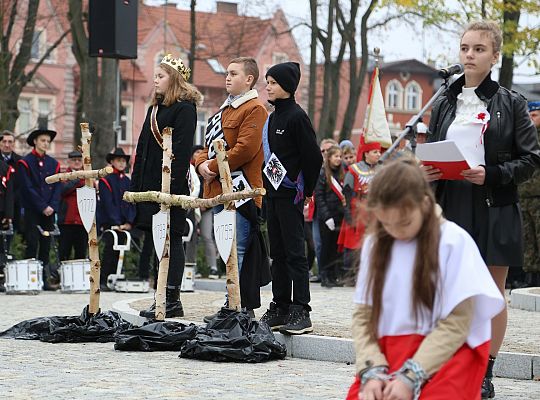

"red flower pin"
[477,112,486,121]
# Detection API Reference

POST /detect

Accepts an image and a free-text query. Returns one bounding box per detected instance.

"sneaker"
[481,377,495,399]
[260,302,289,331]
[309,274,321,283]
[208,267,219,279]
[279,305,313,335]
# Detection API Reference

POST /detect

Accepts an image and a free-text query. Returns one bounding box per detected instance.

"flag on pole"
[363,66,392,148]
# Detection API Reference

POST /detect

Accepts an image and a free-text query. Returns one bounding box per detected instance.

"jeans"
[213,204,251,273]
[199,209,217,269]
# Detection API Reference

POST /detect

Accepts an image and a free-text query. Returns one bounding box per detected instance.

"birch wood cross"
[123,138,263,317]
[45,122,110,315]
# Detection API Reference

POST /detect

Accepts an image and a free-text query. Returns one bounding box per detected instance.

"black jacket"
[0,159,14,220]
[428,73,540,207]
[264,97,322,198]
[130,100,196,233]
[314,168,345,225]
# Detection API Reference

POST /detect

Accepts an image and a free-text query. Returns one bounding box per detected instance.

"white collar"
[220,89,258,110]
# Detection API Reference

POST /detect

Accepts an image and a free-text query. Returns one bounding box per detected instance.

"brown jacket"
[195,89,267,208]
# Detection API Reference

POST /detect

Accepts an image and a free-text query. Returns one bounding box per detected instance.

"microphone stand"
[379,77,451,163]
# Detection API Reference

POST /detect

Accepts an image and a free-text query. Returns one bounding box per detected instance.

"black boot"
[43,265,60,291]
[481,356,496,399]
[140,287,184,319]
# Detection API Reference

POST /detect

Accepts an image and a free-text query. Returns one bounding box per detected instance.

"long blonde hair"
[152,64,203,107]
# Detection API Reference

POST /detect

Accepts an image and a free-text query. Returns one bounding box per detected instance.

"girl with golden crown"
[131,54,203,318]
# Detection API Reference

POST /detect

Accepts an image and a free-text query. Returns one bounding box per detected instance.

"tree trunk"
[317,0,336,139]
[498,0,520,90]
[308,0,318,123]
[69,0,116,167]
[188,0,196,83]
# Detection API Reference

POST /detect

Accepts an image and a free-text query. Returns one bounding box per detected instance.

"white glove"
[325,218,336,231]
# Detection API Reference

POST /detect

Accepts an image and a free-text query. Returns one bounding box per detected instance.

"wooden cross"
[123,137,264,320]
[45,122,111,315]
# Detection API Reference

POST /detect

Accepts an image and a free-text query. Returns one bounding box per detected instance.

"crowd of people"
[0,18,539,400]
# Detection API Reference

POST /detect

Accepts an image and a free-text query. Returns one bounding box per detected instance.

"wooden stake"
[123,188,265,208]
[154,127,173,321]
[45,166,113,184]
[213,139,241,311]
[80,122,101,315]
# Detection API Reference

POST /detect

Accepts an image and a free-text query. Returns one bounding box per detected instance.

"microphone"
[438,64,464,78]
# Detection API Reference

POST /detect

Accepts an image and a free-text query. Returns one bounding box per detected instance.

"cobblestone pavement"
[0,292,539,399]
[131,283,540,354]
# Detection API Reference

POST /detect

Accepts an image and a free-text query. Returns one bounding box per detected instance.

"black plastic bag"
[0,305,131,343]
[114,321,200,351]
[180,308,287,363]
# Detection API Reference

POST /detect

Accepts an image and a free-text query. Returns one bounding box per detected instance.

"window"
[385,80,403,110]
[195,110,207,145]
[18,98,32,133]
[207,59,226,74]
[118,103,133,144]
[30,30,51,61]
[272,52,288,65]
[405,82,422,111]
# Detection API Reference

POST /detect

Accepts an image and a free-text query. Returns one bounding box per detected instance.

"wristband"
[360,365,389,386]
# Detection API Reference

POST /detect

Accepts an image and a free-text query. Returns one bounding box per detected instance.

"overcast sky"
[145,0,539,84]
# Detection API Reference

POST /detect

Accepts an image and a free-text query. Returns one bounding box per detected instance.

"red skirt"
[337,219,364,251]
[346,334,490,399]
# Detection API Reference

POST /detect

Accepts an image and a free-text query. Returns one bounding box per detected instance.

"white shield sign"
[232,171,252,208]
[213,210,236,263]
[76,186,97,233]
[152,210,169,261]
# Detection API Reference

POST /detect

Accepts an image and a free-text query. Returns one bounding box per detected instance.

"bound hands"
[360,379,413,400]
[198,160,217,182]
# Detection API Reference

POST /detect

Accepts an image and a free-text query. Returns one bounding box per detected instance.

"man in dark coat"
[17,129,61,289]
[1,131,22,240]
[58,151,88,261]
[98,148,136,289]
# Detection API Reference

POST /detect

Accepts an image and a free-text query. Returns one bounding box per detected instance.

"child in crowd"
[314,145,345,287]
[98,148,136,290]
[347,160,504,400]
[342,145,356,170]
[260,62,323,335]
[338,137,381,278]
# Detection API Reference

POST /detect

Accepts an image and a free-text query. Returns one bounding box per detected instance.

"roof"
[139,4,274,89]
[380,59,438,76]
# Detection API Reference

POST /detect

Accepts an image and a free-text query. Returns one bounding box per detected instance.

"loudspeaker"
[89,0,138,59]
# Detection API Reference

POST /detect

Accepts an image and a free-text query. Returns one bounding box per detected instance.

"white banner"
[76,186,97,233]
[213,210,236,263]
[152,210,169,261]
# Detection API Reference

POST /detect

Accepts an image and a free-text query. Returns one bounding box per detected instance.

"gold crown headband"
[161,54,191,81]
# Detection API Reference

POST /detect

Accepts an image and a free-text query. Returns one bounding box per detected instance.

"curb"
[510,287,540,312]
[112,297,539,380]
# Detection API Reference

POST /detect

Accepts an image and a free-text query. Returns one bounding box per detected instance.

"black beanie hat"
[265,62,301,95]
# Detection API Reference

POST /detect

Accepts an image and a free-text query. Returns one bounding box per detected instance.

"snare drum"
[5,259,43,294]
[60,259,91,292]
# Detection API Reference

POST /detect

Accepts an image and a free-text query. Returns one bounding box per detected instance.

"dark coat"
[314,168,345,225]
[429,73,540,207]
[130,100,197,234]
[2,152,22,230]
[17,150,61,214]
[98,170,136,228]
[0,159,14,220]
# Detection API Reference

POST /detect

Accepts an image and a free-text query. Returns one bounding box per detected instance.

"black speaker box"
[89,0,138,59]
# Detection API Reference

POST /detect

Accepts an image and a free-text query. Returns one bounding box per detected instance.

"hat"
[357,135,382,162]
[339,139,354,149]
[106,148,130,164]
[26,129,56,147]
[68,150,82,159]
[265,62,301,95]
[529,101,540,112]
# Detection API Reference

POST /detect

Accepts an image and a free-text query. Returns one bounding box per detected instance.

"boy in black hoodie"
[260,62,323,335]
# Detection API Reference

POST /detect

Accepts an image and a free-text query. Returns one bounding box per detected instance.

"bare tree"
[68,0,116,168]
[308,0,318,122]
[188,0,196,83]
[0,0,70,131]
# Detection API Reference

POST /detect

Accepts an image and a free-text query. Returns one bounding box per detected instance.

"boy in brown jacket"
[196,57,268,319]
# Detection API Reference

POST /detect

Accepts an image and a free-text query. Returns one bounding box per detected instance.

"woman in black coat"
[423,21,540,398]
[131,54,203,318]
